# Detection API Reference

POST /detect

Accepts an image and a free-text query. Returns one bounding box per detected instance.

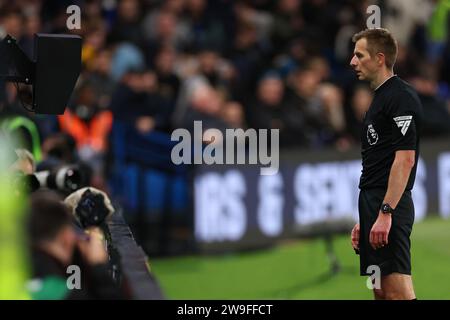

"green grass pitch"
[150,217,450,299]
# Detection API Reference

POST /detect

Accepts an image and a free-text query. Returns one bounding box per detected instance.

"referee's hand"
[351,223,360,252]
[370,213,392,250]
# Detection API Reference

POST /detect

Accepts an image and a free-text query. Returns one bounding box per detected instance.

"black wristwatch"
[381,203,394,215]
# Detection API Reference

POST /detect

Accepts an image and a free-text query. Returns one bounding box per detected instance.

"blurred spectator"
[249,72,305,147]
[109,0,145,47]
[110,42,146,82]
[111,69,172,133]
[18,8,41,57]
[143,4,190,58]
[285,67,327,147]
[346,84,373,143]
[59,82,113,153]
[40,1,76,34]
[221,101,246,129]
[383,0,434,47]
[307,56,332,82]
[181,82,227,137]
[183,0,226,52]
[271,0,303,52]
[83,48,116,110]
[57,81,113,189]
[0,6,24,40]
[234,1,273,41]
[81,22,108,70]
[393,44,417,79]
[409,64,450,136]
[273,37,308,77]
[41,132,78,165]
[226,21,271,101]
[196,47,235,98]
[83,0,104,24]
[153,45,181,124]
[317,83,348,145]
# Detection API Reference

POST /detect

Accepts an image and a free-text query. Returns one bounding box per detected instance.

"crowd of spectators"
[0,0,449,203]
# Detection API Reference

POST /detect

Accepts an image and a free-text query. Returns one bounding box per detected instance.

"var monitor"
[0,33,81,115]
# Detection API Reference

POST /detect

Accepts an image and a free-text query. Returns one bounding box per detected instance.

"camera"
[64,187,119,282]
[75,188,111,228]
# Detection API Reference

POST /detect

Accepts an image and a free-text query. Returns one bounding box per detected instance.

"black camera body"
[75,188,111,228]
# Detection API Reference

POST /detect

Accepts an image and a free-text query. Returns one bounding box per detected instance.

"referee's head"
[349,28,398,82]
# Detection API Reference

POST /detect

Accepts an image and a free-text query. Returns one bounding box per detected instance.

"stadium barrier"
[107,207,165,299]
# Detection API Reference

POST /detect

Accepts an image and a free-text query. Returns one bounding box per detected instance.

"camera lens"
[64,168,81,191]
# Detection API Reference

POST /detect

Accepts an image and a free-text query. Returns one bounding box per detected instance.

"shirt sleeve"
[388,90,419,151]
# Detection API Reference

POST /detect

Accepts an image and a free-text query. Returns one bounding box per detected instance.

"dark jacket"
[29,247,128,300]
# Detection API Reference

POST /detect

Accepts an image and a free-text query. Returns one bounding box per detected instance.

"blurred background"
[0,0,450,299]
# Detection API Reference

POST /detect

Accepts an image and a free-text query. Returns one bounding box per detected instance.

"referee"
[349,28,423,300]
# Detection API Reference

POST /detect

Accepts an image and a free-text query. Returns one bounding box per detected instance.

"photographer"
[26,190,128,299]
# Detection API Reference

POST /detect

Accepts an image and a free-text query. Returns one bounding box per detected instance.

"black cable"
[14,81,35,113]
[8,41,35,113]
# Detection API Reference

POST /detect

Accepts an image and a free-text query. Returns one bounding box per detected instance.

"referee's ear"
[376,52,386,67]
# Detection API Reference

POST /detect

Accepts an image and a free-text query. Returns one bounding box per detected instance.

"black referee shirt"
[359,75,423,191]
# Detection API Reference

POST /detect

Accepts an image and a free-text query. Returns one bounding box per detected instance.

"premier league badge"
[367,124,379,145]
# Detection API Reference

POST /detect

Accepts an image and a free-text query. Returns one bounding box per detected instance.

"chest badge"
[367,124,378,145]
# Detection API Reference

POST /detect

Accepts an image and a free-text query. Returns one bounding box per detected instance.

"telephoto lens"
[34,165,83,192]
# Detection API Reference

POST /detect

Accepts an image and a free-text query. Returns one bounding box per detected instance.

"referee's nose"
[350,55,358,68]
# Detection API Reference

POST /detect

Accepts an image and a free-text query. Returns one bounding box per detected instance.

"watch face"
[382,204,391,213]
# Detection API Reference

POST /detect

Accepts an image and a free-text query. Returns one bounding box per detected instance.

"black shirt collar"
[374,74,397,92]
